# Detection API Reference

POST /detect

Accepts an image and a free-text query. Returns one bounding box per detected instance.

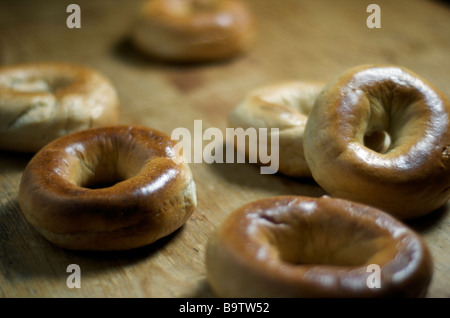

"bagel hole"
[363,130,391,154]
[82,174,126,189]
[72,142,145,190]
[262,217,387,267]
[79,164,128,189]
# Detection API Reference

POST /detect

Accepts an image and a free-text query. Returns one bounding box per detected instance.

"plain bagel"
[0,63,120,153]
[303,64,450,219]
[206,195,433,298]
[229,81,325,177]
[18,125,197,250]
[131,0,257,62]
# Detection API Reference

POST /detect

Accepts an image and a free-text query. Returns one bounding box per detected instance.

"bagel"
[303,65,450,219]
[206,195,433,298]
[229,81,325,177]
[131,0,257,62]
[0,63,120,153]
[18,125,197,251]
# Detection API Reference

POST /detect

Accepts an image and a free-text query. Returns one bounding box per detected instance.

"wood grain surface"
[0,0,449,298]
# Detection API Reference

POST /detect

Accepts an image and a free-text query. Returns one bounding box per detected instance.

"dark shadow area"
[0,193,187,281]
[66,227,187,277]
[209,161,326,197]
[433,0,450,6]
[405,203,449,234]
[112,36,155,69]
[0,150,34,174]
[111,35,243,70]
[205,144,327,198]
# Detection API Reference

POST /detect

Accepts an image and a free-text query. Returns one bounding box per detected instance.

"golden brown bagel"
[131,0,257,62]
[0,63,120,153]
[303,65,450,220]
[206,195,433,298]
[18,125,197,251]
[229,81,325,177]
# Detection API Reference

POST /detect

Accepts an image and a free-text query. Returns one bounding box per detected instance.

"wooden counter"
[0,0,449,298]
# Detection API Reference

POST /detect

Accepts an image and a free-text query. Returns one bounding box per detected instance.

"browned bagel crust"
[0,63,120,153]
[18,125,197,250]
[131,0,257,62]
[304,65,450,220]
[206,196,433,298]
